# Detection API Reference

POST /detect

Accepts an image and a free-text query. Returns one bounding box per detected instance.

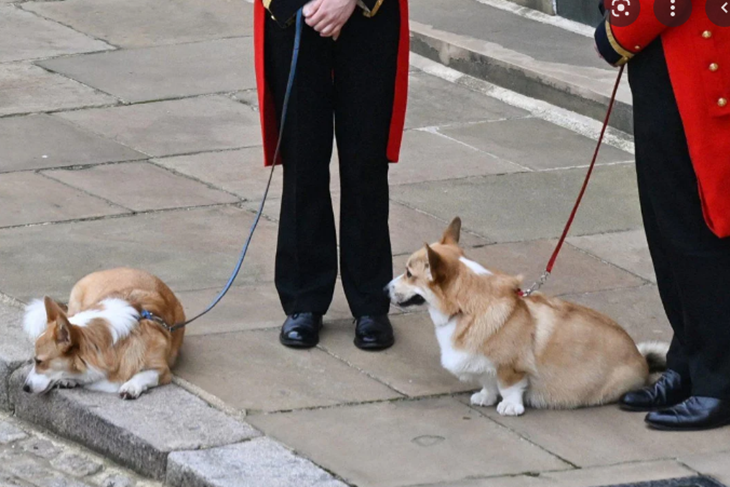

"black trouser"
[629,39,730,400]
[264,1,400,317]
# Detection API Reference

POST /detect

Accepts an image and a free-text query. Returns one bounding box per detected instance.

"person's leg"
[630,39,730,400]
[333,0,400,320]
[265,16,337,316]
[627,39,730,429]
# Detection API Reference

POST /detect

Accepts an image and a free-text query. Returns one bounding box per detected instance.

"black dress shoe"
[354,315,394,351]
[646,396,730,431]
[619,369,691,412]
[279,313,323,349]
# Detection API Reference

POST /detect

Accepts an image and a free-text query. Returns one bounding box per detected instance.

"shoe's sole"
[354,337,394,351]
[279,337,319,349]
[619,403,672,413]
[645,416,730,432]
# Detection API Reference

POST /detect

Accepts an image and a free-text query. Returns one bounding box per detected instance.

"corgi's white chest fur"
[431,310,496,382]
[430,257,496,382]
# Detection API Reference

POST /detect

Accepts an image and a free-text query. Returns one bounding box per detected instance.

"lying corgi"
[22,268,185,400]
[387,217,667,416]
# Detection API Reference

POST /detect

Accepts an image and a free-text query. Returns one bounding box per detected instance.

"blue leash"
[170,9,304,331]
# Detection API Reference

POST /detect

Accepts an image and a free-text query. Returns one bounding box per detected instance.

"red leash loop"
[520,65,626,297]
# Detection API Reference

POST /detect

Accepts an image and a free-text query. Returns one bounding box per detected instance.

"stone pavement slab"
[174,329,402,412]
[0,206,277,302]
[0,64,116,117]
[405,71,529,130]
[40,38,255,104]
[564,285,672,344]
[569,229,656,283]
[56,97,260,157]
[0,5,111,63]
[176,281,353,336]
[391,164,643,243]
[153,148,284,201]
[0,172,127,228]
[467,403,730,468]
[423,460,697,487]
[166,438,347,487]
[318,313,474,397]
[440,118,632,171]
[22,0,252,48]
[0,115,145,173]
[9,369,260,479]
[249,397,569,487]
[391,130,525,186]
[454,239,645,296]
[44,162,238,212]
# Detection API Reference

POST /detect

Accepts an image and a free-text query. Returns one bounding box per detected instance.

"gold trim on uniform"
[605,18,634,66]
[360,0,385,17]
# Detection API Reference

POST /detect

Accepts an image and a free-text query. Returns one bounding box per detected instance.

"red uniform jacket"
[595,1,730,238]
[254,0,410,167]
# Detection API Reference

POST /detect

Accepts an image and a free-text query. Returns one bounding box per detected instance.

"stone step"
[409,0,634,133]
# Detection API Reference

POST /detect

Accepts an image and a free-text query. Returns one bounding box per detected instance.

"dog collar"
[139,309,173,332]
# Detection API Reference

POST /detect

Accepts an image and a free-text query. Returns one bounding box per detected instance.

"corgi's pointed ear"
[53,313,73,345]
[440,217,462,245]
[43,296,58,323]
[426,244,449,283]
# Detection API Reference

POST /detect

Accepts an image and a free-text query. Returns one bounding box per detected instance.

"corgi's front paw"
[496,400,525,416]
[470,389,498,407]
[119,382,143,400]
[57,380,78,389]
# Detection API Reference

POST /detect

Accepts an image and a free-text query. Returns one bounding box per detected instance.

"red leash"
[519,65,626,297]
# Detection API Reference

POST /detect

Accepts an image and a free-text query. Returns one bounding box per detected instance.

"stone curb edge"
[0,300,347,487]
[409,21,634,134]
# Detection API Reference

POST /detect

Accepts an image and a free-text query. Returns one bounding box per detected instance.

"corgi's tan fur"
[387,217,667,416]
[22,268,185,400]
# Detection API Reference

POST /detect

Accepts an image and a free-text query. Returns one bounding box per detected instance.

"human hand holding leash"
[303,0,357,39]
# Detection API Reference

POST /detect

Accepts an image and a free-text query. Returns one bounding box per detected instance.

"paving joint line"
[248,391,470,417]
[425,126,535,173]
[563,240,655,286]
[17,3,123,49]
[146,159,245,202]
[463,401,581,469]
[37,170,136,213]
[0,157,149,176]
[315,342,411,398]
[0,201,241,231]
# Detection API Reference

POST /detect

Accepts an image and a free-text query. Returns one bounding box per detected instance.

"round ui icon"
[605,0,640,27]
[654,0,692,26]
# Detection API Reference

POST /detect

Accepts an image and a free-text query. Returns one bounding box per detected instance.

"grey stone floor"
[0,412,160,487]
[1,0,729,486]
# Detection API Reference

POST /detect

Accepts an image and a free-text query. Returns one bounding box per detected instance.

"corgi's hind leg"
[470,374,499,407]
[496,367,528,416]
[119,370,161,400]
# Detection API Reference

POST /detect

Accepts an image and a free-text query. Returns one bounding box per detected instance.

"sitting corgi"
[387,217,667,416]
[22,268,185,400]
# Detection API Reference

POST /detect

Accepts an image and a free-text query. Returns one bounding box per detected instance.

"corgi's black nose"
[23,384,31,393]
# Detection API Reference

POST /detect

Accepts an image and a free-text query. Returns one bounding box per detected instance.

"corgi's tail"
[23,299,47,340]
[637,341,669,374]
